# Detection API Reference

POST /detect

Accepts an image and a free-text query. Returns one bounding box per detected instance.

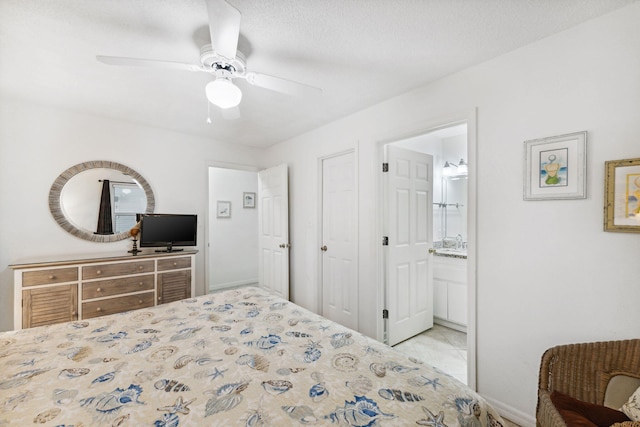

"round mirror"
[49,161,155,242]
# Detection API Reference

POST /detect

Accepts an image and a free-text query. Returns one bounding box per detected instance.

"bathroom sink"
[434,248,467,257]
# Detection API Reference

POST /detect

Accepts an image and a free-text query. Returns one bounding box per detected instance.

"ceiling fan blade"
[220,105,241,120]
[96,55,203,72]
[244,72,322,97]
[205,0,241,60]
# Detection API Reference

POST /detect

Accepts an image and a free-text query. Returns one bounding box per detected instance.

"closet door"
[321,151,358,330]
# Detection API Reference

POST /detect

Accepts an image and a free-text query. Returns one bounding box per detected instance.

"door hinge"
[382,309,389,319]
[382,236,388,246]
[382,162,389,172]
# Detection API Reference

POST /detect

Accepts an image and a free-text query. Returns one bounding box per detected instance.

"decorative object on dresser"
[49,160,155,242]
[10,250,196,329]
[128,221,141,254]
[604,157,640,233]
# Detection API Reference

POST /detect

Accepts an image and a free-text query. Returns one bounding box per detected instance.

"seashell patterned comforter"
[0,286,505,426]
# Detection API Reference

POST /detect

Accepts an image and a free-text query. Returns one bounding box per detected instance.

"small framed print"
[216,201,231,218]
[523,131,587,200]
[243,192,256,208]
[604,157,640,232]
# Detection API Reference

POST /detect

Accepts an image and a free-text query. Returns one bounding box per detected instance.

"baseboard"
[209,280,258,293]
[483,396,536,427]
[434,317,467,333]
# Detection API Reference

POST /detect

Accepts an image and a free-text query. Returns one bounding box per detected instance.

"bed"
[0,286,504,426]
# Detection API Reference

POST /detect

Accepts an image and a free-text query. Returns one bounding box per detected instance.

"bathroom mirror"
[49,161,155,242]
[439,175,468,246]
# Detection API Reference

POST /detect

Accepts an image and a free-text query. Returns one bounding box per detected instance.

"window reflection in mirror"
[113,182,146,233]
[60,168,147,234]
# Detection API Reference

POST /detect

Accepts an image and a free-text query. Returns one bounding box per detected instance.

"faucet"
[455,234,463,249]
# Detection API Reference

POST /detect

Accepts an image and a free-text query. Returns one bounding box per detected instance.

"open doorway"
[207,166,259,292]
[207,163,291,299]
[380,118,476,387]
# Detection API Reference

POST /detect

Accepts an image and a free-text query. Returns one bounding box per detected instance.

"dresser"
[11,250,197,330]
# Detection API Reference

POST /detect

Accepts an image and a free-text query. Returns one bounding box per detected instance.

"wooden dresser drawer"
[82,260,154,280]
[82,292,154,319]
[82,274,154,299]
[22,267,78,287]
[157,257,191,271]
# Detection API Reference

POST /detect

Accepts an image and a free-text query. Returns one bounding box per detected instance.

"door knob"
[320,245,327,252]
[428,248,437,254]
[279,243,291,249]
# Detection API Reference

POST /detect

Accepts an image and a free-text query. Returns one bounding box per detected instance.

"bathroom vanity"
[432,252,467,332]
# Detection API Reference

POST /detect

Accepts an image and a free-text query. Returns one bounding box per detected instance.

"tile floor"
[393,325,522,427]
[393,324,468,384]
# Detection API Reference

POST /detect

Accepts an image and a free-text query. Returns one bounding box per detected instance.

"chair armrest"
[536,390,568,427]
[537,339,640,405]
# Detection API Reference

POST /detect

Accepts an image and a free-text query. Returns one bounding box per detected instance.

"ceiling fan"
[96,0,322,113]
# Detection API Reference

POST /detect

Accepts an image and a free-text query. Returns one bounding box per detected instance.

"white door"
[258,164,289,300]
[321,151,358,330]
[385,145,433,346]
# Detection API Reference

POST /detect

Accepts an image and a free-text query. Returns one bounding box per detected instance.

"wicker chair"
[536,339,640,427]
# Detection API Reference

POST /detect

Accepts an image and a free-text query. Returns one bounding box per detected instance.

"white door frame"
[375,109,478,390]
[317,148,359,318]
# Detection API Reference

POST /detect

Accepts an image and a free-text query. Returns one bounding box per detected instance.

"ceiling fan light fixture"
[206,78,242,109]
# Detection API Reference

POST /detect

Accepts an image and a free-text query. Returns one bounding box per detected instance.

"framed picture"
[523,131,587,200]
[216,201,231,218]
[604,158,640,233]
[243,192,256,208]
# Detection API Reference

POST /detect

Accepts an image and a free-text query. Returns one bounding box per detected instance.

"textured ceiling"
[0,0,635,148]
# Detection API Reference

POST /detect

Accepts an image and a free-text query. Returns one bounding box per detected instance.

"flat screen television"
[139,214,197,252]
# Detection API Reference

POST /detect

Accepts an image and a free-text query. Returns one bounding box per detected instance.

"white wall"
[264,4,640,424]
[0,101,264,332]
[208,167,259,290]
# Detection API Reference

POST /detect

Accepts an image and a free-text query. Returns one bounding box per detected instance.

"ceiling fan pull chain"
[206,100,212,124]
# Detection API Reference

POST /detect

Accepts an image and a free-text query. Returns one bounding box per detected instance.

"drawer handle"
[71,311,77,316]
[158,296,162,301]
[48,275,55,280]
[138,300,143,304]
[96,270,102,275]
[96,288,102,292]
[139,282,143,286]
[138,266,144,270]
[173,262,178,266]
[96,307,102,312]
